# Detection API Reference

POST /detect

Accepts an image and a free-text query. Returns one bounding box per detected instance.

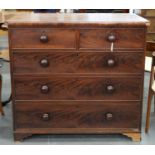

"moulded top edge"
[7,13,150,28]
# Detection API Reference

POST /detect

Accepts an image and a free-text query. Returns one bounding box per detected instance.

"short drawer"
[10,29,76,49]
[12,51,144,74]
[80,29,145,49]
[14,76,142,100]
[14,101,141,130]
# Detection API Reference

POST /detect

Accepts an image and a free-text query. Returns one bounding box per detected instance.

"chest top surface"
[7,13,149,28]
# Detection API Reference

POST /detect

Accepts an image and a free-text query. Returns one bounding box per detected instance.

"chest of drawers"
[7,13,149,141]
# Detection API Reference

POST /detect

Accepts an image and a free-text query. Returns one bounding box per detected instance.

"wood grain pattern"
[10,29,76,49]
[14,76,142,101]
[80,29,145,49]
[7,13,147,141]
[14,101,141,129]
[12,51,144,74]
[7,13,149,28]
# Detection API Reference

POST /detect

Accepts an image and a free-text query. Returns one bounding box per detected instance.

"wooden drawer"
[14,76,142,101]
[12,51,144,74]
[14,101,140,130]
[80,29,145,49]
[10,29,76,49]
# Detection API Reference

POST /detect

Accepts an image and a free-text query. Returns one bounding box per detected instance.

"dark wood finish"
[12,51,144,74]
[79,29,145,49]
[78,10,129,13]
[14,101,140,129]
[10,29,76,49]
[7,13,148,141]
[146,41,155,52]
[14,76,142,101]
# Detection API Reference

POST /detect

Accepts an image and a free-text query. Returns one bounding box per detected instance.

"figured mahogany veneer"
[10,29,76,49]
[14,101,140,130]
[14,76,142,101]
[7,13,149,141]
[12,51,144,74]
[79,29,145,49]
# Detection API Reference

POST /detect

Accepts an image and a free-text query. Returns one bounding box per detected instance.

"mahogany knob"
[42,113,50,121]
[40,35,48,43]
[107,34,116,42]
[107,59,115,67]
[105,113,113,121]
[40,59,49,67]
[106,85,115,93]
[41,85,49,94]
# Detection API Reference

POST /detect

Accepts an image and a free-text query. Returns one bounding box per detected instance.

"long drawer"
[79,28,145,49]
[12,51,144,74]
[15,101,141,129]
[14,76,142,101]
[10,28,76,49]
[14,101,141,130]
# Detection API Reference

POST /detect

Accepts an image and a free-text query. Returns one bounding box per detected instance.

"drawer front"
[80,29,145,49]
[14,76,142,100]
[14,101,140,130]
[10,29,76,49]
[12,51,144,74]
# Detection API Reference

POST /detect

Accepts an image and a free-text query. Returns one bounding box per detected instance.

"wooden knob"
[42,113,50,121]
[105,113,113,120]
[40,35,48,43]
[107,34,116,42]
[41,85,49,94]
[107,59,115,67]
[40,59,49,67]
[106,85,115,93]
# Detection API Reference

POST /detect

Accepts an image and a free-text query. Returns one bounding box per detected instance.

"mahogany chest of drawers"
[7,13,149,141]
